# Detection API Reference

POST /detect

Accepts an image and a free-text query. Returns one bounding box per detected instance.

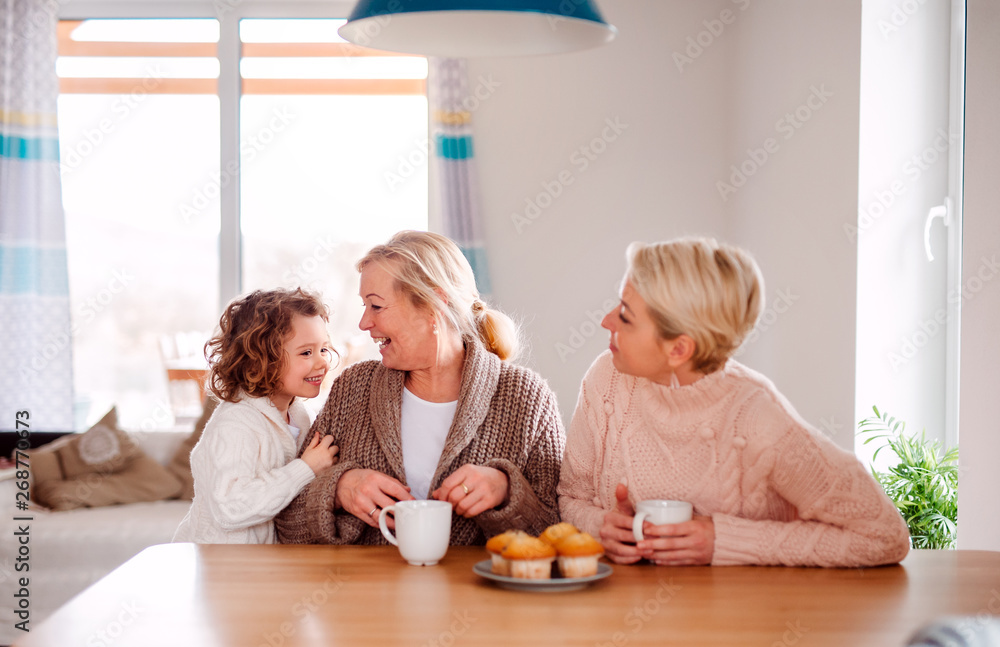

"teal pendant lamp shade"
[338,0,616,57]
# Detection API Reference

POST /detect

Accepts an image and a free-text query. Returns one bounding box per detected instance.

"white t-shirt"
[401,387,458,500]
[287,422,300,442]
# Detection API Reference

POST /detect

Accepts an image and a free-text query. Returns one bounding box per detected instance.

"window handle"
[924,197,952,261]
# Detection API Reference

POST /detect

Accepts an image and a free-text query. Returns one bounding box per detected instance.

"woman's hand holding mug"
[631,499,715,565]
[600,483,646,564]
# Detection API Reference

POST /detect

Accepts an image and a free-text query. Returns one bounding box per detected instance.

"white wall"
[469,0,862,449]
[958,0,1000,551]
[469,0,731,427]
[724,1,862,450]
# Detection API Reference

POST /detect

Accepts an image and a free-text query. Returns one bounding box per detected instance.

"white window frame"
[943,0,965,451]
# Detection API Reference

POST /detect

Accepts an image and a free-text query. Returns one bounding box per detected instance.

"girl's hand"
[335,468,413,528]
[600,482,646,564]
[431,465,509,518]
[636,515,715,565]
[301,433,339,476]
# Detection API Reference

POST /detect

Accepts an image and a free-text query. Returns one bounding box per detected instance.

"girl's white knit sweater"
[173,394,316,544]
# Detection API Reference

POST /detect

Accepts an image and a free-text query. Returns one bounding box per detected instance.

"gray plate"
[472,559,612,592]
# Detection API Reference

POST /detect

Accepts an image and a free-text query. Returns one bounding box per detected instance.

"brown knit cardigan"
[275,337,566,545]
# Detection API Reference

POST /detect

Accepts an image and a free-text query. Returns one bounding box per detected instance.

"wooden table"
[15,545,1000,646]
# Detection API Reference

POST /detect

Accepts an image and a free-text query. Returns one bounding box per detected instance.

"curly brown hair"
[205,288,332,403]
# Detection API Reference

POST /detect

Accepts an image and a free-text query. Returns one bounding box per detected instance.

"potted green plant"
[857,406,959,549]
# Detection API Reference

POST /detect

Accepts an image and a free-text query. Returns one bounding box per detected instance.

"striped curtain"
[428,57,492,296]
[0,1,75,431]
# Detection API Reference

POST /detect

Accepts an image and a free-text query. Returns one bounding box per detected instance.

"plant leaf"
[855,405,958,551]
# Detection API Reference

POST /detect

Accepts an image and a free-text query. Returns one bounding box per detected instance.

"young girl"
[174,288,339,544]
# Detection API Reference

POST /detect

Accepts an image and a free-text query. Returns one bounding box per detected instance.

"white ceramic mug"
[378,500,452,566]
[632,500,693,542]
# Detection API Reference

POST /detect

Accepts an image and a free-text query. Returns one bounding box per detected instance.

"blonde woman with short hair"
[277,231,565,545]
[558,238,910,567]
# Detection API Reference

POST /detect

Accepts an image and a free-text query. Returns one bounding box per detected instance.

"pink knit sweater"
[558,352,911,567]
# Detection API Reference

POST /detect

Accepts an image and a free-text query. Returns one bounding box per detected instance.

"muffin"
[538,522,579,548]
[485,530,529,575]
[502,536,557,580]
[555,532,605,578]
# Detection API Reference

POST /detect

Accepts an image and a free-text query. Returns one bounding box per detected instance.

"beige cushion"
[167,396,219,500]
[30,408,182,510]
[33,454,183,511]
[59,409,141,479]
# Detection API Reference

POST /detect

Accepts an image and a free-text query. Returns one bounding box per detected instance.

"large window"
[57,16,428,430]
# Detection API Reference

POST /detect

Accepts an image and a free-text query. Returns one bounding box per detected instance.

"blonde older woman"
[276,231,564,545]
[558,238,910,567]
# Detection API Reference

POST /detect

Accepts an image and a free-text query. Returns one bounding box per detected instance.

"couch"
[0,427,198,646]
